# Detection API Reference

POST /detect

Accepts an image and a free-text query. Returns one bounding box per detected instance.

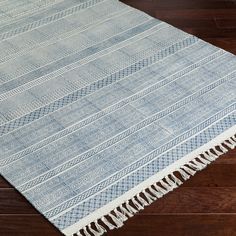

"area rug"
[0,0,235,235]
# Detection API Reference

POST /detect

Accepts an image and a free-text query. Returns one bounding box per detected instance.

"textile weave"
[0,0,235,235]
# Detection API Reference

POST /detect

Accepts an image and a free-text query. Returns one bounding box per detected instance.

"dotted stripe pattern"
[20,74,235,213]
[0,0,235,233]
[0,36,198,137]
[3,45,220,168]
[46,105,236,219]
[16,50,226,192]
[52,113,236,229]
[0,0,64,21]
[0,0,104,41]
[0,19,159,98]
[0,3,128,64]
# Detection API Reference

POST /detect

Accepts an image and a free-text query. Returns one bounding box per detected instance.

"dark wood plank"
[123,0,233,10]
[176,27,236,39]
[214,148,236,164]
[184,164,236,187]
[204,38,236,55]
[0,189,37,214]
[2,214,236,236]
[108,215,236,236]
[2,215,236,236]
[0,215,61,236]
[152,0,236,9]
[0,175,12,188]
[140,187,236,214]
[215,18,236,29]
[155,9,236,19]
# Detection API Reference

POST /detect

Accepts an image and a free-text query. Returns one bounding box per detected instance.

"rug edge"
[62,124,236,236]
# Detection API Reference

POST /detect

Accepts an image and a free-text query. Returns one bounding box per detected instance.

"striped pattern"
[0,0,235,235]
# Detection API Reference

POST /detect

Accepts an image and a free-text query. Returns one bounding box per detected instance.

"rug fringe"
[73,133,236,236]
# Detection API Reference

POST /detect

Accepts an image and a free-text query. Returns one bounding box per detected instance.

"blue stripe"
[0,36,197,136]
[0,19,159,94]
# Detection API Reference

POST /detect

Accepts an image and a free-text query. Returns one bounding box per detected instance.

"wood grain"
[0,0,236,235]
[2,215,236,236]
[0,215,61,236]
[108,215,236,236]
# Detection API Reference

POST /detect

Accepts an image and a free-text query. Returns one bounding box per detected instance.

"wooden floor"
[1,0,236,235]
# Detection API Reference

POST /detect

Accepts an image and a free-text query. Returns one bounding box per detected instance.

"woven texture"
[0,0,235,235]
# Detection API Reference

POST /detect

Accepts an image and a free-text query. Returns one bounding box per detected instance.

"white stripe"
[14,49,224,190]
[0,21,167,126]
[0,2,130,65]
[41,106,236,216]
[53,111,236,224]
[0,0,108,42]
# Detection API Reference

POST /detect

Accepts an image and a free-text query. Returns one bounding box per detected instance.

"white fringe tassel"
[73,134,236,236]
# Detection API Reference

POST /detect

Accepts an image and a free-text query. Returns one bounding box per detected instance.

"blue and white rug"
[0,0,235,235]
